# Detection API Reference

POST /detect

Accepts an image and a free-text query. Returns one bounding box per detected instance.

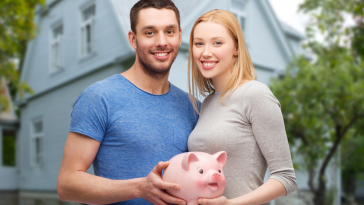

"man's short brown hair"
[130,0,181,34]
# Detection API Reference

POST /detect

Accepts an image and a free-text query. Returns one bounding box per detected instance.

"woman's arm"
[200,83,296,205]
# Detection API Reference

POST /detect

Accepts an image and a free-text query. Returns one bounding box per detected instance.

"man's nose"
[155,33,168,47]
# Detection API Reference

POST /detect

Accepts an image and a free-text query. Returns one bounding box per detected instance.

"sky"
[268,0,355,41]
[268,0,308,35]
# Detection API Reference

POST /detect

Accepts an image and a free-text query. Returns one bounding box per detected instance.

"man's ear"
[128,30,137,50]
[179,27,182,46]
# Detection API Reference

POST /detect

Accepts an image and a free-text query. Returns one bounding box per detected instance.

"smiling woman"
[192,22,239,91]
[187,9,297,205]
[188,10,255,109]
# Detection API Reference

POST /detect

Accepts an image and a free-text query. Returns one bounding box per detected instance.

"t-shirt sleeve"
[69,85,108,142]
[244,82,297,195]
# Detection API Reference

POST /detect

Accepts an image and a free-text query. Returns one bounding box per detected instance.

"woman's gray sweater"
[188,80,296,204]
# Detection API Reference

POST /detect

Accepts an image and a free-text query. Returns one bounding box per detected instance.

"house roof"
[280,21,306,40]
[256,0,295,62]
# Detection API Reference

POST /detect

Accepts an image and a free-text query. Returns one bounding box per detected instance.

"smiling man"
[57,1,198,205]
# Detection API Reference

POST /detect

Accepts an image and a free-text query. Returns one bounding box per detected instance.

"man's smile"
[152,52,170,60]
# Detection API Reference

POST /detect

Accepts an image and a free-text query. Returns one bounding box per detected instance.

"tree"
[298,0,364,57]
[341,115,364,205]
[0,0,45,111]
[270,1,364,204]
[270,46,364,205]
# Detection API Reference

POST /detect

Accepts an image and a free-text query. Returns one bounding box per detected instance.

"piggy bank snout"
[211,173,223,182]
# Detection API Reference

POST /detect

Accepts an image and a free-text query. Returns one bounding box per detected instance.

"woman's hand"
[198,196,234,205]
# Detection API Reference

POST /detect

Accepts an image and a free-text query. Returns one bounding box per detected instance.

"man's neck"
[121,63,170,95]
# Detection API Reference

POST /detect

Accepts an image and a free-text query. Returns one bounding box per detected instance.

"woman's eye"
[195,42,203,46]
[214,42,222,45]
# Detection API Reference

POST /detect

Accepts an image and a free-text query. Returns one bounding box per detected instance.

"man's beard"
[136,41,176,79]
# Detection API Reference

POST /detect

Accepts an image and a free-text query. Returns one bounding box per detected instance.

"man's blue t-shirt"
[69,74,198,205]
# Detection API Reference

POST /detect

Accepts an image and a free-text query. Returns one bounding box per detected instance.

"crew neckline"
[117,74,172,96]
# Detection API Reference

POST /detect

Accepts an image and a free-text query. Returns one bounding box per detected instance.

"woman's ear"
[233,46,239,57]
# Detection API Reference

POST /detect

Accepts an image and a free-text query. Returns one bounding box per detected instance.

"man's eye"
[166,30,174,34]
[146,31,154,35]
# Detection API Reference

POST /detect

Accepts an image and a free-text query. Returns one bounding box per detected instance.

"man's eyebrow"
[141,25,156,31]
[166,24,178,29]
[141,24,178,31]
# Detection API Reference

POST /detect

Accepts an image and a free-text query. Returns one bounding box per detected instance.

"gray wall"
[18,63,127,190]
[21,0,130,98]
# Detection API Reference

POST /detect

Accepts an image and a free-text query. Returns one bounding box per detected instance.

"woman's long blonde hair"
[188,9,256,111]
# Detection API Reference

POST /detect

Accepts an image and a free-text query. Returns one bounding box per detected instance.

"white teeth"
[203,62,217,67]
[155,53,167,57]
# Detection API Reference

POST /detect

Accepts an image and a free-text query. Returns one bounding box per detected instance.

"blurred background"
[0,0,363,205]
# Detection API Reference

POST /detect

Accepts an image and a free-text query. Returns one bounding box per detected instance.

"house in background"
[0,0,340,205]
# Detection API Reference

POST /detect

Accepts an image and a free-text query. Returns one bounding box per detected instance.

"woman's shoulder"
[234,80,272,98]
[232,80,279,107]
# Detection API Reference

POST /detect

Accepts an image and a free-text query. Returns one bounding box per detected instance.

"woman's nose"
[202,45,212,58]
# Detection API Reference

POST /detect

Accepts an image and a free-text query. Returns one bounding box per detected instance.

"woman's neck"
[211,70,232,92]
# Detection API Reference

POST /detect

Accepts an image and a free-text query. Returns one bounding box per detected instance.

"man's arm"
[57,132,186,205]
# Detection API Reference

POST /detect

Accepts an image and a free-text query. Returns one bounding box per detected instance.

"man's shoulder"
[88,74,121,89]
[82,74,127,96]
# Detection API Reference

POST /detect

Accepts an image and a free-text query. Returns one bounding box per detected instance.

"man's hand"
[139,161,186,205]
[198,196,234,205]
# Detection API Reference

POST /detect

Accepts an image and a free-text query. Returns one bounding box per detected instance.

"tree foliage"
[271,47,364,205]
[0,0,45,111]
[270,0,364,204]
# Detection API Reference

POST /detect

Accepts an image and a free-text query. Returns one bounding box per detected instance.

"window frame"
[79,1,96,59]
[30,118,43,168]
[49,21,64,74]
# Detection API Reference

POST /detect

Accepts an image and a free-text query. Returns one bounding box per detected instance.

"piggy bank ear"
[213,151,227,168]
[182,152,199,171]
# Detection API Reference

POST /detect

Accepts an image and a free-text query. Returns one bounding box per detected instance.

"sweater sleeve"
[243,82,297,195]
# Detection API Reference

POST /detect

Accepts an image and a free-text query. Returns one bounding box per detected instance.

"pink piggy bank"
[162,151,227,205]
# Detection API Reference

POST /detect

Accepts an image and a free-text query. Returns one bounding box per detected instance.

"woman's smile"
[201,61,219,70]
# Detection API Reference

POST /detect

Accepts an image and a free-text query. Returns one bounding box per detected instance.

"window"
[2,130,16,167]
[31,119,43,167]
[231,0,248,35]
[80,3,96,58]
[50,23,63,73]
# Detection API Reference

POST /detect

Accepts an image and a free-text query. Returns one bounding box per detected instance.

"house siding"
[22,0,130,98]
[18,63,126,190]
